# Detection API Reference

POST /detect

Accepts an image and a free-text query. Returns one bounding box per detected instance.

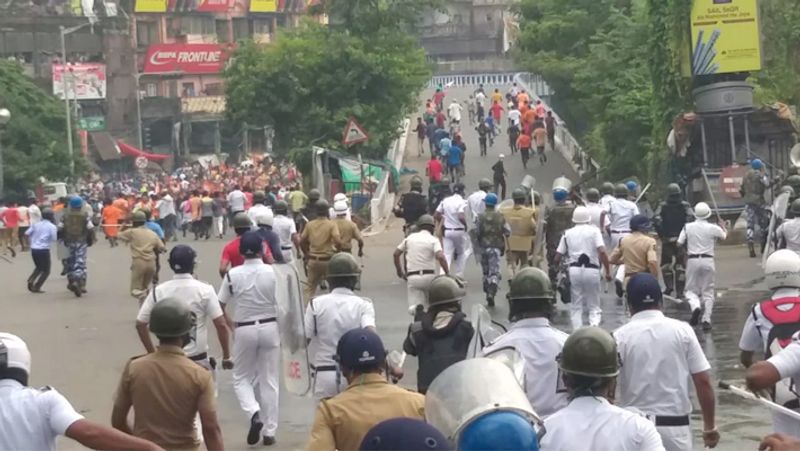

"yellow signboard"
[689,0,761,75]
[250,0,276,12]
[135,0,167,12]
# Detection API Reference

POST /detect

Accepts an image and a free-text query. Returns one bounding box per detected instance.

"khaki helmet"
[792,198,800,215]
[308,189,321,202]
[131,210,147,223]
[478,178,492,191]
[780,185,796,197]
[232,212,252,230]
[667,183,681,197]
[512,187,527,201]
[585,188,600,203]
[273,200,288,214]
[253,191,267,204]
[427,275,466,306]
[507,267,554,302]
[149,297,195,338]
[410,176,424,191]
[316,199,330,215]
[613,183,629,197]
[417,214,435,228]
[327,252,362,279]
[558,326,619,378]
[600,182,614,196]
[787,175,800,194]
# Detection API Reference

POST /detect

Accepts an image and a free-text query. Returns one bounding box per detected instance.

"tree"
[750,0,800,105]
[0,60,79,199]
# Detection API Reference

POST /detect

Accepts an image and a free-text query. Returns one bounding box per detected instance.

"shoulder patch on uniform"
[38,385,53,392]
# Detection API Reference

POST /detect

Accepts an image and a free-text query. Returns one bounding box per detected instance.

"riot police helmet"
[478,178,492,191]
[273,200,289,214]
[558,326,619,378]
[613,183,629,198]
[232,212,253,233]
[765,249,800,290]
[792,198,800,215]
[427,275,466,307]
[149,297,195,338]
[585,188,600,203]
[316,199,330,216]
[787,175,800,194]
[410,176,424,192]
[327,252,362,289]
[253,191,267,204]
[417,214,436,231]
[666,183,682,199]
[751,159,764,170]
[512,188,527,203]
[457,411,539,451]
[308,189,321,202]
[131,210,147,225]
[600,182,615,196]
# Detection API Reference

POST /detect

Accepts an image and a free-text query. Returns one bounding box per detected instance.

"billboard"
[143,44,232,74]
[52,63,107,100]
[135,0,167,12]
[250,0,277,12]
[196,0,231,11]
[689,0,761,75]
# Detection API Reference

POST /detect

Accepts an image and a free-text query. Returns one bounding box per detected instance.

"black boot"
[748,242,756,258]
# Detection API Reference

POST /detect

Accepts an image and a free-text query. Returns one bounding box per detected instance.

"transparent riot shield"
[763,191,791,266]
[466,304,507,357]
[483,345,525,386]
[552,176,572,193]
[273,262,311,396]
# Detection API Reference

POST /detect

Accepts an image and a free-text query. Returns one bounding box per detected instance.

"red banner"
[143,44,232,74]
[196,0,231,11]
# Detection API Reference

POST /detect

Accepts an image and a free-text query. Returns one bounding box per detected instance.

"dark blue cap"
[239,231,263,257]
[629,214,651,232]
[336,328,386,370]
[168,245,196,273]
[360,418,453,451]
[626,273,662,306]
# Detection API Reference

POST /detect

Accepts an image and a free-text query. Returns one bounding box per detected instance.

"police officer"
[467,178,491,260]
[615,273,719,451]
[394,215,450,314]
[677,202,726,330]
[393,176,428,233]
[607,183,640,295]
[482,267,569,417]
[777,199,800,254]
[247,191,272,227]
[403,275,474,394]
[501,187,536,276]
[218,231,281,446]
[329,193,352,221]
[738,250,800,437]
[476,193,509,306]
[60,195,94,297]
[609,214,656,298]
[0,333,162,451]
[554,206,612,329]
[428,176,451,215]
[272,200,300,263]
[544,182,576,286]
[118,210,166,303]
[136,245,232,371]
[541,326,665,451]
[111,298,225,450]
[359,418,451,451]
[785,174,800,205]
[435,182,469,277]
[255,210,286,263]
[305,253,375,401]
[307,328,425,451]
[219,212,274,278]
[332,201,364,256]
[653,183,693,297]
[742,159,770,257]
[300,199,343,301]
[584,187,609,233]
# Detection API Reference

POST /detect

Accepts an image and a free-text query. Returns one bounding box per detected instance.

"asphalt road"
[0,85,779,451]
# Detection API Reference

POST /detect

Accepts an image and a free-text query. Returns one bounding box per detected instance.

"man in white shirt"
[607,183,640,295]
[541,326,665,451]
[304,253,375,400]
[554,206,612,330]
[227,185,247,216]
[155,192,176,242]
[447,99,463,125]
[136,245,231,370]
[778,199,800,255]
[272,200,299,263]
[615,273,719,451]
[435,183,469,277]
[247,191,272,228]
[466,179,489,226]
[218,231,281,446]
[0,333,160,451]
[747,335,800,434]
[584,188,609,232]
[677,202,726,330]
[507,105,521,128]
[27,199,41,225]
[482,267,568,418]
[394,214,450,314]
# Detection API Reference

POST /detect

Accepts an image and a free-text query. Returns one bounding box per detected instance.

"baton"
[718,381,800,422]
[635,183,652,204]
[663,293,684,304]
[701,168,725,224]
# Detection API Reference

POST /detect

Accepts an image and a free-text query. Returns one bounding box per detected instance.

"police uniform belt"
[235,317,277,328]
[654,415,690,427]
[688,253,713,259]
[444,227,465,231]
[407,269,435,276]
[281,245,293,250]
[307,255,331,261]
[610,229,631,234]
[310,364,337,372]
[569,262,599,269]
[189,352,208,361]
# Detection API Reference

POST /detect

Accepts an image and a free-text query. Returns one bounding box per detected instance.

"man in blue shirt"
[142,210,165,241]
[25,207,58,293]
[447,142,463,182]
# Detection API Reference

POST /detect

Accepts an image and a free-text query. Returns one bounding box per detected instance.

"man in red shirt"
[433,87,445,111]
[219,212,273,277]
[435,111,447,129]
[489,101,504,127]
[516,133,532,169]
[1,202,20,253]
[426,154,443,183]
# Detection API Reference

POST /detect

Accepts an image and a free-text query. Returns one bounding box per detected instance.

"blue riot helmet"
[553,189,568,202]
[626,180,638,193]
[69,196,83,209]
[751,159,764,170]
[458,411,539,451]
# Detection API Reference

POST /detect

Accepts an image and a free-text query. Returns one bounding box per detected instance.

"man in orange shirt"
[533,126,548,165]
[517,90,530,107]
[102,199,123,247]
[523,106,537,130]
[189,190,202,240]
[516,133,532,169]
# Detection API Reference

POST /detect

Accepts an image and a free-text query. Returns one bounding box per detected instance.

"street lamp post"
[60,22,93,179]
[0,108,11,198]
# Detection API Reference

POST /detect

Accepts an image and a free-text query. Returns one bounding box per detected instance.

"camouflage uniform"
[476,209,509,302]
[742,168,769,244]
[62,209,91,293]
[545,202,576,284]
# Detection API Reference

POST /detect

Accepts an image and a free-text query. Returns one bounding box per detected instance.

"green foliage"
[749,0,800,105]
[0,60,78,199]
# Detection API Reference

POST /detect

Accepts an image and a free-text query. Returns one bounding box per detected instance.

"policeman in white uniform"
[747,336,800,432]
[328,193,351,221]
[247,191,272,227]
[218,231,281,446]
[136,245,232,371]
[739,249,800,436]
[272,200,299,263]
[777,199,800,255]
[0,333,160,451]
[304,253,375,400]
[614,273,719,451]
[677,202,727,330]
[541,326,665,451]
[482,267,568,418]
[435,182,469,277]
[393,215,450,314]
[554,206,612,329]
[607,183,639,291]
[584,188,610,233]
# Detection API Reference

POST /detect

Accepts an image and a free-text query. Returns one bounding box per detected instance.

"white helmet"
[0,333,31,374]
[693,202,711,220]
[333,201,348,214]
[572,206,590,224]
[765,250,800,289]
[255,209,274,227]
[334,193,347,203]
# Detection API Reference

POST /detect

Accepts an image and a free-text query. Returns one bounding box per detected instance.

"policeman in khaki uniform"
[305,253,376,401]
[111,298,225,451]
[541,326,665,451]
[332,201,363,256]
[482,267,569,418]
[300,200,343,302]
[615,273,719,451]
[609,215,659,292]
[306,328,424,451]
[118,210,166,303]
[500,188,536,276]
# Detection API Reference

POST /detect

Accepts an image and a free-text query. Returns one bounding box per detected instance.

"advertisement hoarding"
[135,0,167,12]
[143,44,232,75]
[689,0,761,75]
[250,0,277,12]
[52,63,107,100]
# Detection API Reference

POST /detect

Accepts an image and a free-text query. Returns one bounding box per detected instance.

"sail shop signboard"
[143,44,232,75]
[689,0,761,75]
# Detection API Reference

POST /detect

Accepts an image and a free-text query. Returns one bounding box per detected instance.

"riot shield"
[273,262,311,396]
[552,176,572,193]
[531,201,546,268]
[763,191,791,266]
[467,304,507,357]
[482,345,525,386]
[426,358,542,441]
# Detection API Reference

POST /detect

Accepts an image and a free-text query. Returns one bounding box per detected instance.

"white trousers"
[656,424,691,451]
[312,369,347,401]
[685,258,716,323]
[281,249,294,264]
[232,322,281,437]
[568,267,602,330]
[407,273,436,314]
[214,216,224,236]
[442,230,468,277]
[610,232,630,284]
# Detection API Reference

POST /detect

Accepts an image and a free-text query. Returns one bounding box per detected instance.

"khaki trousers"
[131,258,156,302]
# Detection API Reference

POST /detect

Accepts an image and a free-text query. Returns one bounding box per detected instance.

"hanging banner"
[689,0,761,75]
[52,63,107,100]
[196,0,231,11]
[135,0,167,12]
[143,43,232,74]
[250,0,277,12]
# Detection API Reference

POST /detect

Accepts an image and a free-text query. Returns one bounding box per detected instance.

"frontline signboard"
[143,44,232,75]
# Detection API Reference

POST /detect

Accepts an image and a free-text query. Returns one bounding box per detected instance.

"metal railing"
[428,72,552,98]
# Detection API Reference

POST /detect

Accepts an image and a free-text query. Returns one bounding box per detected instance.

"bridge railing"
[428,72,552,98]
